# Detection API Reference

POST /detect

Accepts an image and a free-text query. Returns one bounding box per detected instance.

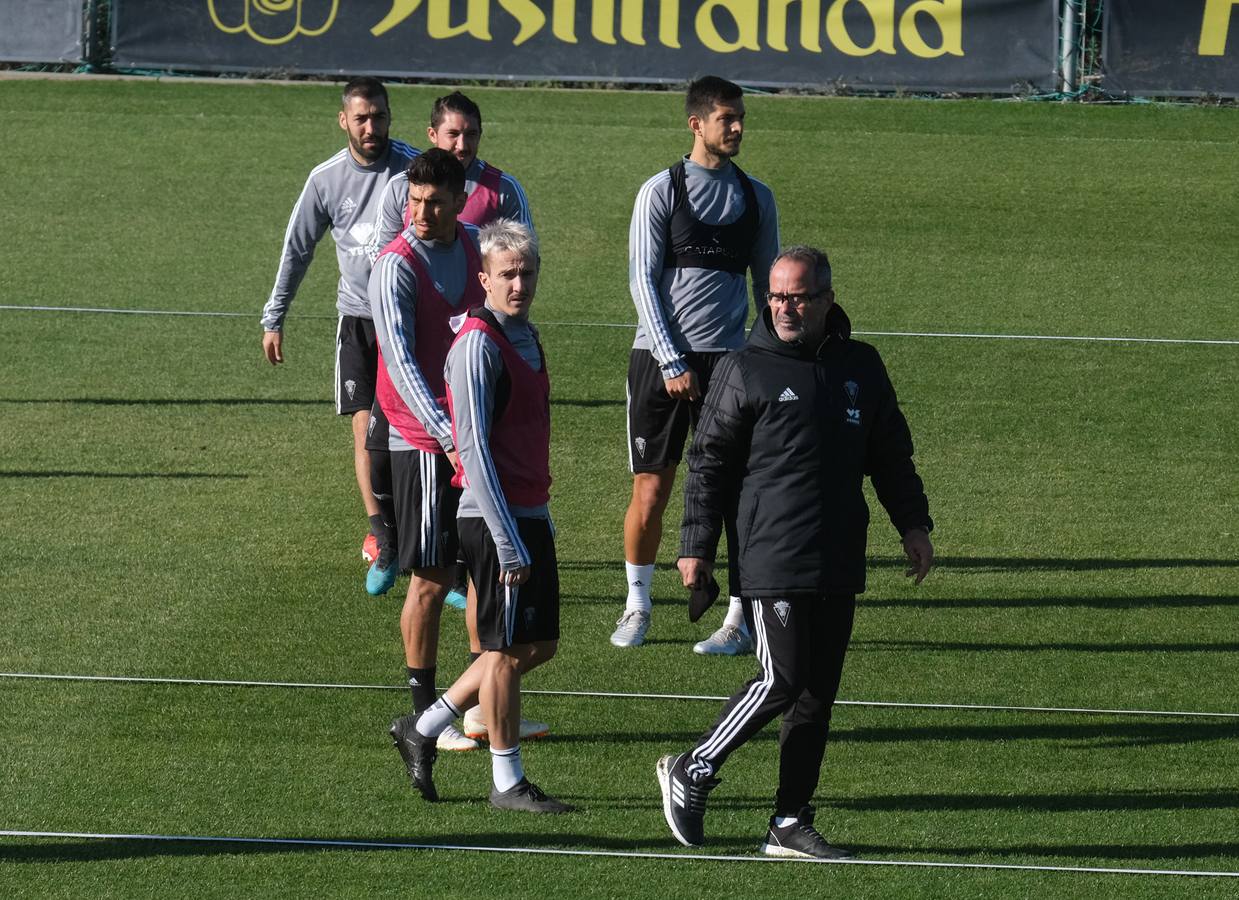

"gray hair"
[478,218,539,269]
[773,245,831,289]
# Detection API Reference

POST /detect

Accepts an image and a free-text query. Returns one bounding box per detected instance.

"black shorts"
[336,315,378,415]
[391,449,460,572]
[626,349,727,473]
[459,517,560,650]
[364,399,390,452]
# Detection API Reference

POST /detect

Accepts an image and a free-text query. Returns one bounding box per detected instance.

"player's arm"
[680,354,750,564]
[446,330,531,577]
[864,352,933,581]
[369,253,455,450]
[367,173,407,264]
[748,181,781,314]
[498,172,535,237]
[629,173,689,381]
[260,174,331,359]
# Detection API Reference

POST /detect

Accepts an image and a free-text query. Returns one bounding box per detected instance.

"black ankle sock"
[369,514,392,548]
[407,666,437,714]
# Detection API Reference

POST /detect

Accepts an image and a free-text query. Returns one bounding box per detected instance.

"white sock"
[625,562,654,613]
[773,815,797,828]
[415,696,461,738]
[723,595,748,634]
[491,745,524,792]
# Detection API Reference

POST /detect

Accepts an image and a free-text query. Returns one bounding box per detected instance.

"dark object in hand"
[688,575,720,623]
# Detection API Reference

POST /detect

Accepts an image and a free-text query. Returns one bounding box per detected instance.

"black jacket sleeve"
[680,353,751,561]
[864,353,932,536]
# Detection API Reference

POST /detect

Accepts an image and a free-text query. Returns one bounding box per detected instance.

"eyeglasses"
[765,288,830,310]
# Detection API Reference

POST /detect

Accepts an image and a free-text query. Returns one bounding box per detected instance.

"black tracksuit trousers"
[684,594,857,816]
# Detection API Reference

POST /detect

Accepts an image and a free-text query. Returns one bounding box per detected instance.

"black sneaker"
[760,806,853,860]
[489,778,572,814]
[390,713,438,801]
[656,752,720,847]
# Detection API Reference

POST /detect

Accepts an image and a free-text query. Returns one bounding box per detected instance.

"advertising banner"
[112,0,1058,94]
[1105,0,1239,97]
[0,0,84,63]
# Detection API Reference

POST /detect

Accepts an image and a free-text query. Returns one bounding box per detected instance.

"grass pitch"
[0,77,1237,897]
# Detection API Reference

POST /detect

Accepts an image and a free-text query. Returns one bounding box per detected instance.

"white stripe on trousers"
[417,450,438,569]
[504,583,518,646]
[687,601,775,780]
[333,316,344,414]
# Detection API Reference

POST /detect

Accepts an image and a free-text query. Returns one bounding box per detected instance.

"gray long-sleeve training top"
[261,140,419,331]
[628,157,780,379]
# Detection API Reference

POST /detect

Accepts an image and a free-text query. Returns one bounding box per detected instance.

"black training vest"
[663,160,759,275]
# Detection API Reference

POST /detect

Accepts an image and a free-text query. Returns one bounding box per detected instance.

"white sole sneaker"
[610,609,651,648]
[693,624,754,656]
[436,723,480,752]
[462,707,551,742]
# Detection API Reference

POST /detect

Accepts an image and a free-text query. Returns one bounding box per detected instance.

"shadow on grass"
[854,638,1239,653]
[853,840,1239,865]
[870,556,1239,572]
[550,398,625,408]
[832,788,1239,815]
[832,720,1239,748]
[561,557,1239,574]
[0,831,674,864]
[0,470,248,480]
[0,397,326,406]
[862,594,1239,609]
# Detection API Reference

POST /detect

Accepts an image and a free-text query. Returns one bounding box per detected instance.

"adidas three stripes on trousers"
[685,593,857,816]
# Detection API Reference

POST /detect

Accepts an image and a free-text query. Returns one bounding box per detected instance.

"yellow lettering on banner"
[552,0,578,42]
[899,0,961,58]
[371,0,421,36]
[549,0,680,48]
[826,0,896,56]
[1200,0,1239,55]
[697,0,761,52]
[657,0,682,47]
[621,0,651,45]
[428,0,492,38]
[767,0,822,52]
[365,0,961,55]
[591,0,618,44]
[497,0,546,45]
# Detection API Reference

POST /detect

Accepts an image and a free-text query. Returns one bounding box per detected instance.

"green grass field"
[1,76,1237,897]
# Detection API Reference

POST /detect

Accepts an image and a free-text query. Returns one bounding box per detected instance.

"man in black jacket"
[657,245,934,859]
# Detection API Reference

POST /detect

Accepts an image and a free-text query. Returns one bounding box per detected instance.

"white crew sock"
[415,695,461,738]
[722,595,749,634]
[625,562,655,613]
[491,745,525,792]
[773,815,798,828]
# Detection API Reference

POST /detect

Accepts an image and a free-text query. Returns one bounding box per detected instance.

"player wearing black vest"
[613,76,780,652]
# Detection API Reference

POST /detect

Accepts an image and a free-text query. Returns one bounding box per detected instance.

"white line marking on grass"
[852,329,1239,346]
[1,830,1234,878]
[0,304,334,320]
[2,672,1236,719]
[2,305,1237,345]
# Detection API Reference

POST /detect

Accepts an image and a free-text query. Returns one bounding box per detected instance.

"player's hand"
[902,529,934,585]
[499,566,531,587]
[445,449,460,472]
[678,556,713,589]
[664,370,700,401]
[262,330,284,365]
